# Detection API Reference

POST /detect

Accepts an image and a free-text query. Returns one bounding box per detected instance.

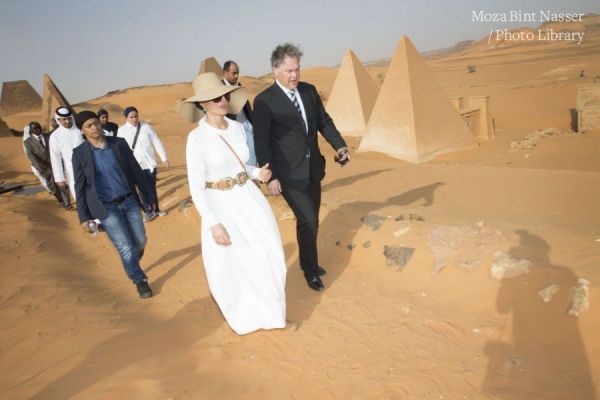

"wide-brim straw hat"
[179,72,248,123]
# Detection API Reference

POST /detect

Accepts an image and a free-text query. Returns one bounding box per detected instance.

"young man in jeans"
[72,111,157,298]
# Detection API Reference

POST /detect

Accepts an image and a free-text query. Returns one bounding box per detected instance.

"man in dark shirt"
[72,111,156,298]
[97,109,119,137]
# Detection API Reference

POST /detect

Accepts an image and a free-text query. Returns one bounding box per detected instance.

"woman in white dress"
[182,72,287,335]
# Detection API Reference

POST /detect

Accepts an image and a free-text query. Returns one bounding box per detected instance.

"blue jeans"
[140,168,159,213]
[100,196,147,284]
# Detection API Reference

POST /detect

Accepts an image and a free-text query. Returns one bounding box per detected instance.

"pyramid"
[198,57,222,76]
[359,36,475,163]
[0,117,12,137]
[326,50,380,136]
[41,74,73,130]
[0,80,42,116]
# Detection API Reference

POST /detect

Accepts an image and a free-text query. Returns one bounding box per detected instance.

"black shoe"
[136,279,153,298]
[304,273,325,291]
[317,266,327,276]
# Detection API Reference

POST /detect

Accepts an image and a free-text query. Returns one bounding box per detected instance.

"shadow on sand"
[482,229,595,399]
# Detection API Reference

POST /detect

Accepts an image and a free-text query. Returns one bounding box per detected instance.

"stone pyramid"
[0,80,42,116]
[0,116,12,137]
[198,57,222,76]
[326,50,379,136]
[359,36,475,163]
[41,74,73,130]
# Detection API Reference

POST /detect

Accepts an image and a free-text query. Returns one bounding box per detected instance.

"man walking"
[117,106,169,221]
[222,60,256,165]
[24,121,71,208]
[72,111,156,298]
[97,109,119,137]
[49,107,84,205]
[253,43,350,291]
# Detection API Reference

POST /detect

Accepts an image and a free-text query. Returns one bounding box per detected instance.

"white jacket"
[117,121,168,171]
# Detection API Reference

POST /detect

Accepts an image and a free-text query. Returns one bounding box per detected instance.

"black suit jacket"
[72,136,156,222]
[253,81,347,190]
[223,79,253,124]
[24,133,53,176]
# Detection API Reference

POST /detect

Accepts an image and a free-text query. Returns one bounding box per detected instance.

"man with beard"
[48,107,84,207]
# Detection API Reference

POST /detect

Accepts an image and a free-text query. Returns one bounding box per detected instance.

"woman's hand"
[258,162,272,183]
[211,223,232,246]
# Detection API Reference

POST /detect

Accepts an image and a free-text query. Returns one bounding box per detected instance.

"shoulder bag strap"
[132,123,142,149]
[218,135,247,174]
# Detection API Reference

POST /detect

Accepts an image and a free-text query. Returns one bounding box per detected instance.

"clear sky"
[1,0,597,103]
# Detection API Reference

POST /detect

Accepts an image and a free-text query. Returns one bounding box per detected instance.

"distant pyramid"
[359,36,475,163]
[198,57,222,76]
[41,74,73,130]
[0,80,42,116]
[326,50,379,136]
[0,116,12,136]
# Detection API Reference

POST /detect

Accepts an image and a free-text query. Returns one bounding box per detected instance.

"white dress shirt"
[276,79,308,133]
[117,121,168,171]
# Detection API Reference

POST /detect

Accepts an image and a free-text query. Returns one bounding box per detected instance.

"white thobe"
[49,125,83,198]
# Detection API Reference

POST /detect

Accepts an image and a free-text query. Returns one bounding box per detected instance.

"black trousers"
[281,179,321,275]
[139,168,160,213]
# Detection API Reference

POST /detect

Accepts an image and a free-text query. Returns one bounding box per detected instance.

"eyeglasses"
[211,93,231,103]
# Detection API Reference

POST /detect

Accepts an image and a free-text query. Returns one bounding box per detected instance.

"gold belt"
[206,172,250,190]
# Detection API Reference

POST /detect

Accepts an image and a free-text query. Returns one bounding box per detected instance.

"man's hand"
[211,223,232,246]
[336,147,350,166]
[267,179,282,196]
[258,163,272,183]
[56,181,67,188]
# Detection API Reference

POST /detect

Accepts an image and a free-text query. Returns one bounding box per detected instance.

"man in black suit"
[222,60,257,165]
[72,111,157,298]
[24,121,71,208]
[253,43,350,291]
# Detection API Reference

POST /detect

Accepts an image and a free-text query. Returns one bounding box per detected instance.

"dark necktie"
[289,90,302,117]
[289,90,307,134]
[35,135,45,148]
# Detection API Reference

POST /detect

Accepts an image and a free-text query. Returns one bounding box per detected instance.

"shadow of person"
[482,230,595,399]
[286,181,444,324]
[145,245,201,294]
[28,297,222,400]
[321,169,394,192]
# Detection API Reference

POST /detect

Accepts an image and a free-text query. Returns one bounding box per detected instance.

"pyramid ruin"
[0,117,12,137]
[0,80,42,116]
[326,50,379,136]
[41,74,73,130]
[577,83,600,132]
[359,36,475,163]
[198,57,222,76]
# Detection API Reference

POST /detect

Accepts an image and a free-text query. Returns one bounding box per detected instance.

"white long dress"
[186,117,287,335]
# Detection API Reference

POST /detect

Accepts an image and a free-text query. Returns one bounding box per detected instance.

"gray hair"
[270,43,303,68]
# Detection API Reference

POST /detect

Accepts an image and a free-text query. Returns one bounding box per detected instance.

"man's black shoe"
[304,273,325,291]
[136,279,153,298]
[317,266,327,276]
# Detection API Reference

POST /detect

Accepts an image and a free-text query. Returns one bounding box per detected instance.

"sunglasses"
[211,93,231,103]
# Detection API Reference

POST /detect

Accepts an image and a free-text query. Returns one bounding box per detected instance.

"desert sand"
[1,16,599,400]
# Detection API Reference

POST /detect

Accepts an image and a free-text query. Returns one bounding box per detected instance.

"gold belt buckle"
[220,177,235,190]
[237,172,248,185]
